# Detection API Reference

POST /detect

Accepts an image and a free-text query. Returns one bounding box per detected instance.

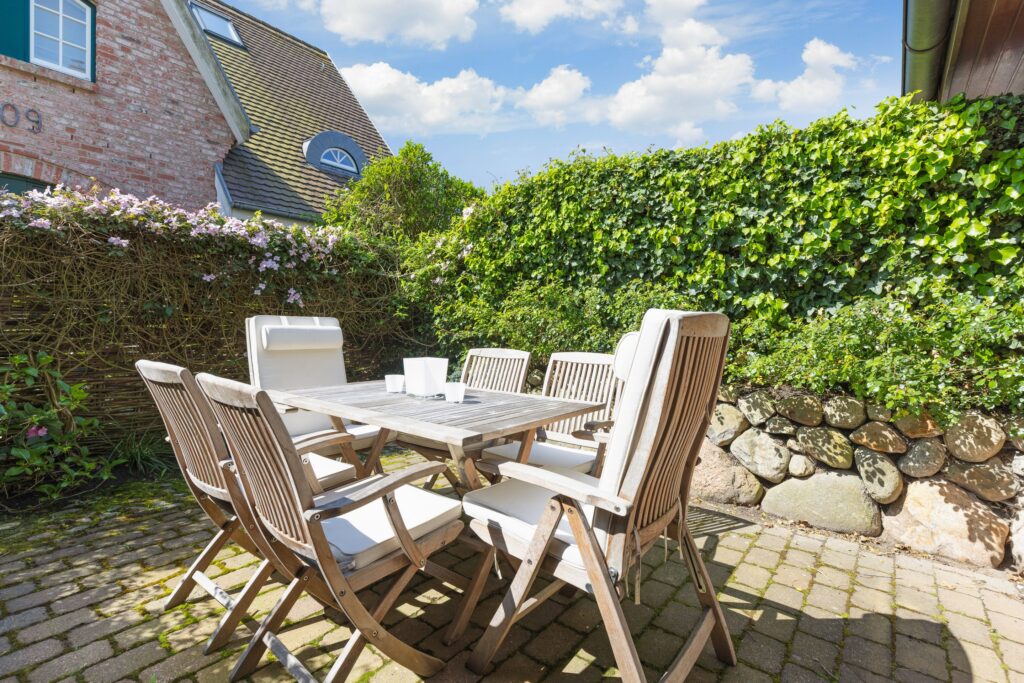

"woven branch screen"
[1,189,414,451]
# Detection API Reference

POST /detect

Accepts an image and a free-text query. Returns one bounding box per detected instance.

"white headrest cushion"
[612,331,640,381]
[262,325,343,352]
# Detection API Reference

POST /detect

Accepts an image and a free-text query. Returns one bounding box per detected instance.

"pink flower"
[26,425,48,439]
[107,236,129,247]
[28,218,51,229]
[202,273,217,282]
[286,288,304,307]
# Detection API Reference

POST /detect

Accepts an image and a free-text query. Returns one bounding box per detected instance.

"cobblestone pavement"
[2,449,1023,683]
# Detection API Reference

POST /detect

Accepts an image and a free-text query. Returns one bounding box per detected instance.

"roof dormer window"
[320,148,358,174]
[190,3,243,46]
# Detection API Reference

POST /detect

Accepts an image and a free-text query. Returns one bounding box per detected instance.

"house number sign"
[0,103,43,133]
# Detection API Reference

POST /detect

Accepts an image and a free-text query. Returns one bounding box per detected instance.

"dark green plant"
[0,352,116,504]
[114,431,174,477]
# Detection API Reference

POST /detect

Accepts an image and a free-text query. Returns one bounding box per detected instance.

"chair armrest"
[583,419,614,432]
[293,429,354,455]
[570,430,610,444]
[303,461,447,521]
[475,461,630,516]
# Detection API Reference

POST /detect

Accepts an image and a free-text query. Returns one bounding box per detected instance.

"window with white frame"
[320,148,358,174]
[31,0,92,80]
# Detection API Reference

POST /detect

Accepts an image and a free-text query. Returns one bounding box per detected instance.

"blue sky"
[228,0,902,188]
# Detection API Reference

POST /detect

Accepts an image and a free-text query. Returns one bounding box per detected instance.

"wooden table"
[267,380,601,490]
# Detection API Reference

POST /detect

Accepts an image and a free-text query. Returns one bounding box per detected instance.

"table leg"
[514,429,537,464]
[328,416,363,472]
[449,444,482,492]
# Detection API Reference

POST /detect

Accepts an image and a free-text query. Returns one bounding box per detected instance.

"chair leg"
[322,564,419,683]
[230,570,309,681]
[562,500,645,683]
[165,518,239,609]
[680,529,736,666]
[204,558,275,653]
[467,501,563,674]
[445,546,495,645]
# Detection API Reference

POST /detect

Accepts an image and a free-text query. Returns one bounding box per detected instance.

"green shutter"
[0,1,31,62]
[0,173,50,194]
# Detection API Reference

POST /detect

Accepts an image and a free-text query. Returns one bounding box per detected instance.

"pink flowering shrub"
[1,184,389,308]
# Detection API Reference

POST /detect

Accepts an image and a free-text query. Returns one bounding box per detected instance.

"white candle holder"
[445,382,467,403]
[384,374,405,393]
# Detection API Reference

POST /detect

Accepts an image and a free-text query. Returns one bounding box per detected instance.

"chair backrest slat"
[541,352,616,445]
[136,360,230,500]
[461,348,530,394]
[246,315,348,437]
[197,373,316,555]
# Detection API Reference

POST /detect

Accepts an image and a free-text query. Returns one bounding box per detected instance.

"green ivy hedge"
[409,94,1024,420]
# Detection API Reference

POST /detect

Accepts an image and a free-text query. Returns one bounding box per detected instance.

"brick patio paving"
[1,449,1023,683]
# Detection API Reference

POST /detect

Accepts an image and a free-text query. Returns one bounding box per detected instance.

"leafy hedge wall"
[409,95,1024,420]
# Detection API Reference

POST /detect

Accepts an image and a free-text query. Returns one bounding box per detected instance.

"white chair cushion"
[308,479,463,573]
[481,441,596,473]
[306,453,357,490]
[262,325,344,351]
[462,468,601,571]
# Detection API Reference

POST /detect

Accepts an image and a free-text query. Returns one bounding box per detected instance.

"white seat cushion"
[481,441,596,473]
[306,453,357,489]
[345,423,393,451]
[462,467,601,571]
[308,478,462,573]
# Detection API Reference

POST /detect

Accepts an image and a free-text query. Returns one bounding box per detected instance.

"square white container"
[445,382,466,403]
[403,357,448,397]
[384,374,405,393]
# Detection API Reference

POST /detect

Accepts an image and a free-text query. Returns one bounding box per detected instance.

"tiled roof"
[195,0,390,220]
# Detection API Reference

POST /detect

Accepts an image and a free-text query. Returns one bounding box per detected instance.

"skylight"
[190,3,242,46]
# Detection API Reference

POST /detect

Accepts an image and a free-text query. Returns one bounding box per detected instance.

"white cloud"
[753,38,856,112]
[606,1,755,136]
[516,66,596,126]
[498,0,622,33]
[341,63,511,134]
[275,0,479,49]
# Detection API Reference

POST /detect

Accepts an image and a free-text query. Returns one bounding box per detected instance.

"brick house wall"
[0,0,235,208]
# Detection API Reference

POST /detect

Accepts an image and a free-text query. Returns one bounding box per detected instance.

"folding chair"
[480,339,634,474]
[136,360,356,652]
[196,372,465,682]
[246,315,393,476]
[449,310,737,681]
[400,347,531,490]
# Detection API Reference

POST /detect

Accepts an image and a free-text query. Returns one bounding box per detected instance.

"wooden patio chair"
[448,310,737,681]
[246,315,393,474]
[480,339,636,474]
[136,360,356,652]
[196,372,465,682]
[401,347,531,490]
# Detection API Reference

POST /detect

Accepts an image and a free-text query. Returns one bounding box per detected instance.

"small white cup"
[385,374,405,393]
[445,382,466,403]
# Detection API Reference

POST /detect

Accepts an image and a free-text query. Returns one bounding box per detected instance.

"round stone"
[717,385,740,403]
[762,470,881,536]
[894,412,943,438]
[776,394,824,426]
[854,447,904,504]
[899,438,947,478]
[707,403,749,447]
[867,404,893,422]
[942,454,1019,502]
[1004,416,1024,452]
[736,390,775,426]
[883,477,1009,568]
[765,416,798,436]
[944,412,1006,463]
[788,453,816,477]
[824,396,867,430]
[850,421,907,454]
[691,439,764,506]
[796,426,854,469]
[729,428,792,483]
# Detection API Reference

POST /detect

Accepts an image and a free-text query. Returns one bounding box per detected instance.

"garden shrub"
[0,352,112,505]
[411,94,1024,419]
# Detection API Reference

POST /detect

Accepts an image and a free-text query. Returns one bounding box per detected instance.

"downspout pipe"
[902,0,957,101]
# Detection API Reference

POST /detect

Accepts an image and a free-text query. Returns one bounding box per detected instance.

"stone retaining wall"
[694,388,1024,570]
